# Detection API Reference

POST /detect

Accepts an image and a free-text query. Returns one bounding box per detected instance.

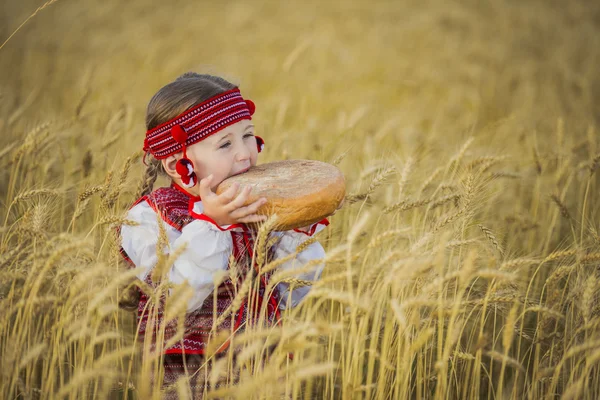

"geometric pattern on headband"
[143,88,254,159]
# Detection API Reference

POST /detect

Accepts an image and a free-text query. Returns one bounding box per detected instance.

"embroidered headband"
[142,88,257,165]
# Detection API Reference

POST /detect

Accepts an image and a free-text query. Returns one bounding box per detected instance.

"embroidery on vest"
[118,185,282,355]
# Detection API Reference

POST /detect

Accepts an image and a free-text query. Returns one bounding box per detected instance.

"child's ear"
[161,156,180,179]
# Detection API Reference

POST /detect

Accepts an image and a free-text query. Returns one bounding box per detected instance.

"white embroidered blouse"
[120,198,328,313]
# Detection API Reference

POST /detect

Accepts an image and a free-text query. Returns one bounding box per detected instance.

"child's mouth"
[232,167,250,177]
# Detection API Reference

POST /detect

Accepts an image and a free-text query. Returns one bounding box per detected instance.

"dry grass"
[2,0,600,398]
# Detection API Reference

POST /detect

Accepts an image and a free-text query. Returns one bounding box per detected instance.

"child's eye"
[219,134,253,149]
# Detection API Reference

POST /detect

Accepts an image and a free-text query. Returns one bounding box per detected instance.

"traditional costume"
[117,88,329,398]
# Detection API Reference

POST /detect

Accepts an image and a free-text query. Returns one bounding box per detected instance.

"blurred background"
[2,1,600,398]
[2,0,599,162]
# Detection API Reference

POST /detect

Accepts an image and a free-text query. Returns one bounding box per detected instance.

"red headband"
[142,88,256,164]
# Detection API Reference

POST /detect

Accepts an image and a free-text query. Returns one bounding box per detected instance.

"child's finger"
[230,197,267,219]
[237,214,268,224]
[224,185,252,212]
[198,174,214,199]
[217,182,240,204]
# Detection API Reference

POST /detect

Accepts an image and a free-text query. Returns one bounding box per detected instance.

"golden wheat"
[3,1,600,398]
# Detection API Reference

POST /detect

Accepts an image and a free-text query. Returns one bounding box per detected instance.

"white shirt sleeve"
[272,228,327,310]
[120,200,233,313]
[120,201,181,282]
[168,219,232,312]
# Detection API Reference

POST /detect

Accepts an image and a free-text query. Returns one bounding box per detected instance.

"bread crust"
[216,160,345,230]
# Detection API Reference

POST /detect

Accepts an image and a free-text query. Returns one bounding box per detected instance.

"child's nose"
[236,143,251,162]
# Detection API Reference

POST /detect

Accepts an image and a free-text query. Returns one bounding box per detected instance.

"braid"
[138,156,161,198]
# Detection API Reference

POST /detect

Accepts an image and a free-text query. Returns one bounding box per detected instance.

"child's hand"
[198,174,268,226]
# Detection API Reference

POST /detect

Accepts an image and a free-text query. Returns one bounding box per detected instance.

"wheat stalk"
[213,268,254,328]
[418,166,444,196]
[0,1,61,50]
[383,197,432,214]
[500,257,539,271]
[550,194,572,220]
[478,224,504,257]
[485,350,525,372]
[346,166,396,203]
[397,157,414,200]
[543,249,577,263]
[332,147,352,166]
[430,194,461,209]
[489,171,520,180]
[581,275,596,323]
[10,188,61,206]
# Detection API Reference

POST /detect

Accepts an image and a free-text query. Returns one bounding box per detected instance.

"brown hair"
[137,73,237,198]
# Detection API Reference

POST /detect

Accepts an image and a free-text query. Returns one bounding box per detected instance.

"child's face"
[186,119,259,191]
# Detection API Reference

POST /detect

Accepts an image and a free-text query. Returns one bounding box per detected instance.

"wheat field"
[1,0,600,398]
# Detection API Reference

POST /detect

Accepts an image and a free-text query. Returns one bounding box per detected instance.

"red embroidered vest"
[118,185,282,355]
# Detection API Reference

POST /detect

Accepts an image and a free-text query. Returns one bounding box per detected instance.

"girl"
[118,72,332,398]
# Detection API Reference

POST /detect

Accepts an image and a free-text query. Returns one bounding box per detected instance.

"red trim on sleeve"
[130,195,149,209]
[293,218,330,236]
[191,212,246,232]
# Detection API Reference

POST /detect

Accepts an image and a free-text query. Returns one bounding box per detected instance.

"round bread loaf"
[216,159,345,230]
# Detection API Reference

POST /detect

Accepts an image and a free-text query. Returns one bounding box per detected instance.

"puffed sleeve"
[168,218,233,312]
[120,201,233,313]
[120,201,182,282]
[273,219,329,309]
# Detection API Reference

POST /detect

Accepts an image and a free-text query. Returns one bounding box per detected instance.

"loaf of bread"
[216,159,345,230]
